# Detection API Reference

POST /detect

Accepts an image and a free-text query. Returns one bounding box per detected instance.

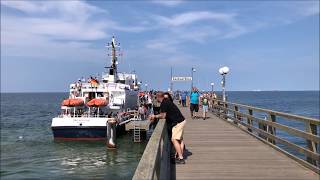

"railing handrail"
[133,120,170,180]
[214,99,320,124]
[211,100,320,173]
[220,106,320,143]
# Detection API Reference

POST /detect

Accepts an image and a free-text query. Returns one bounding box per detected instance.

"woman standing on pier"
[148,92,186,164]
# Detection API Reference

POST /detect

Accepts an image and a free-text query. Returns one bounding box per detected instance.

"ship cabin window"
[109,69,114,75]
[116,80,126,84]
[97,92,103,97]
[88,92,96,100]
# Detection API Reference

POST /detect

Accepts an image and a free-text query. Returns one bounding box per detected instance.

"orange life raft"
[87,98,108,107]
[61,99,84,107]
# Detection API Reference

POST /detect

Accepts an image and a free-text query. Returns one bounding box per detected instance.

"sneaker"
[175,158,186,164]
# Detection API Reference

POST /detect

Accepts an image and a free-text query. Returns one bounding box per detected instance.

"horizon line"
[1,90,319,93]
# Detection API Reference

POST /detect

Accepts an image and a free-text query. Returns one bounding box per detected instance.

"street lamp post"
[191,67,196,90]
[219,66,230,102]
[145,83,148,92]
[210,82,214,93]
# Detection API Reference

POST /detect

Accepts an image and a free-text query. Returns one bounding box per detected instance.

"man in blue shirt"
[190,87,200,119]
[180,91,187,107]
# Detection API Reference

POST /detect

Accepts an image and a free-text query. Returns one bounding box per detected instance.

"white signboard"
[172,76,192,81]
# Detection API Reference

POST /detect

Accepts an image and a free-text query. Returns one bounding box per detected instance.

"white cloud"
[154,11,236,26]
[1,1,108,40]
[1,1,47,13]
[151,0,183,7]
[1,1,318,64]
[146,10,245,49]
[1,0,150,61]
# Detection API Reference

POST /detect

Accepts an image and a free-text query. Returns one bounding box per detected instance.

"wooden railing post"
[234,105,239,124]
[258,116,267,140]
[247,109,253,132]
[268,114,276,144]
[305,122,318,166]
[218,101,221,117]
[224,101,228,120]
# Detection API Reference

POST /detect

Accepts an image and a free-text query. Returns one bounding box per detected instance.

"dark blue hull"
[52,126,107,140]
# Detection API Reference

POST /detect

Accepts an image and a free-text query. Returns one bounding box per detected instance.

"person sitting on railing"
[148,92,186,164]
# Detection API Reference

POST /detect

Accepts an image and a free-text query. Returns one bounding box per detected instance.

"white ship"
[51,36,140,147]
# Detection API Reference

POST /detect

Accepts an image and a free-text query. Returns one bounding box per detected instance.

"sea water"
[0,93,146,179]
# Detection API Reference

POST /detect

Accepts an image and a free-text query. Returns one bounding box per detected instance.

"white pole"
[222,74,226,102]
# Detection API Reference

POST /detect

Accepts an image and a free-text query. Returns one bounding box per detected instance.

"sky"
[1,0,319,92]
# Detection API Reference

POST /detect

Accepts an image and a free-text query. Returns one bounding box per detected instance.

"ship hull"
[51,117,111,141]
[52,126,107,140]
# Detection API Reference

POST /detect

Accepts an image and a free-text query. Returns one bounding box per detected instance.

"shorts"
[172,120,186,140]
[190,103,199,112]
[202,105,208,112]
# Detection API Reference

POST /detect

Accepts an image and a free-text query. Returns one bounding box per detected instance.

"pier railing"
[132,120,171,180]
[211,99,320,173]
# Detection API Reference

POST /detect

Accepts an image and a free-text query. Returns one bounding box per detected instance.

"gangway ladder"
[133,112,141,143]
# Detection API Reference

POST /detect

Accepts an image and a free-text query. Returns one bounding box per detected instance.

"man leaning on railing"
[148,92,186,164]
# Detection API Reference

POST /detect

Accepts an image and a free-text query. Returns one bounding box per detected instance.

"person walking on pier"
[148,92,186,164]
[201,93,209,120]
[180,91,187,107]
[190,87,200,119]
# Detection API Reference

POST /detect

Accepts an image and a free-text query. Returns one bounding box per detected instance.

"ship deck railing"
[57,114,109,118]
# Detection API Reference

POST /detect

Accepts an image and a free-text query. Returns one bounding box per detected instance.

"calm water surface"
[1,93,146,179]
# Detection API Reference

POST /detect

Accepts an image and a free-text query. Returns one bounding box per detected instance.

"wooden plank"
[175,105,319,180]
[125,120,150,131]
[231,117,320,165]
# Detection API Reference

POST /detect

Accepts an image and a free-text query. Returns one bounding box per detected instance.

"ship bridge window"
[109,69,114,75]
[89,92,95,100]
[97,92,103,97]
[116,80,126,84]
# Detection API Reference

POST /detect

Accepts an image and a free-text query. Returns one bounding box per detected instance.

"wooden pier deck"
[175,106,319,180]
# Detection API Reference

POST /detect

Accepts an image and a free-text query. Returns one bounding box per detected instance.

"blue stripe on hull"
[52,127,107,140]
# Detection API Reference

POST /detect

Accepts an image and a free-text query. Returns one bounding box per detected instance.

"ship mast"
[111,36,117,76]
[106,36,120,83]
